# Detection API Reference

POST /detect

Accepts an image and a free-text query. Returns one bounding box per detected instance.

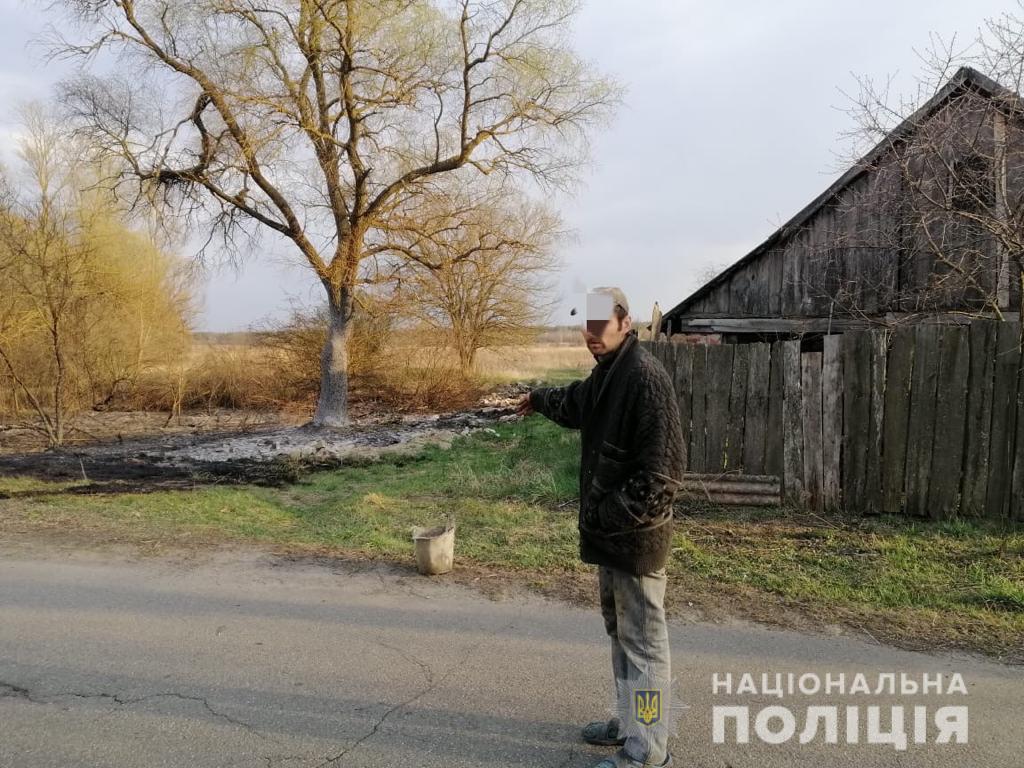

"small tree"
[51,0,618,425]
[0,106,192,444]
[386,186,559,373]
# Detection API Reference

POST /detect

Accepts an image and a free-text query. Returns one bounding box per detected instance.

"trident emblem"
[634,689,662,726]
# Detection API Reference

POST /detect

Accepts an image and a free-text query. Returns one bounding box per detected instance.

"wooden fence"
[643,320,1024,519]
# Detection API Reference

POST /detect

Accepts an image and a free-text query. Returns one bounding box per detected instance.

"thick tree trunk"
[312,287,353,427]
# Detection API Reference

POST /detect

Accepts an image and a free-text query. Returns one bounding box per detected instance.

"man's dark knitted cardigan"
[529,332,686,575]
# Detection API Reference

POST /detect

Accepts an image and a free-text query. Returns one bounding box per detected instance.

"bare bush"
[0,106,193,443]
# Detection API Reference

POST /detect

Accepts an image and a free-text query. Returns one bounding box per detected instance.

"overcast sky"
[0,0,1014,330]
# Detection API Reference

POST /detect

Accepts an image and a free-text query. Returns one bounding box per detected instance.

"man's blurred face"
[581,293,631,356]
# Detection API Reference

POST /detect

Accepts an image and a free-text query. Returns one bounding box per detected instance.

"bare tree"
[391,186,560,373]
[0,105,192,444]
[49,0,618,425]
[0,106,103,444]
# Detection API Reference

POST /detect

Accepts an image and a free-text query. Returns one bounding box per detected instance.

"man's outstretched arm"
[515,378,590,430]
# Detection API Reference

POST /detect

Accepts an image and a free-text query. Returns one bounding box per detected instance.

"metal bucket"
[411,524,455,575]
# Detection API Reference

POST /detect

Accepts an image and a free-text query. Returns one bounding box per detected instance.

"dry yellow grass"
[2,333,594,419]
[153,337,591,413]
[474,343,593,382]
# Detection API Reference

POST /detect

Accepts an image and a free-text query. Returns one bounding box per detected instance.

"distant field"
[185,335,594,388]
[473,343,592,383]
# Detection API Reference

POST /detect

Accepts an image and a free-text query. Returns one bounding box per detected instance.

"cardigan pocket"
[591,443,631,498]
[590,442,641,530]
[600,440,631,461]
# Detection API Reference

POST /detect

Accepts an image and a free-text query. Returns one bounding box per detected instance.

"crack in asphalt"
[4,620,535,768]
[0,681,34,701]
[261,756,311,768]
[312,636,492,768]
[377,642,434,690]
[0,678,276,743]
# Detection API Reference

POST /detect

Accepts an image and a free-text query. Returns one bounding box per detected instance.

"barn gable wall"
[674,82,1024,324]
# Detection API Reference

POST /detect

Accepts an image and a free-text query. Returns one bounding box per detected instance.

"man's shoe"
[581,718,627,746]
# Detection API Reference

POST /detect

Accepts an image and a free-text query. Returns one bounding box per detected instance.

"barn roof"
[662,66,1019,325]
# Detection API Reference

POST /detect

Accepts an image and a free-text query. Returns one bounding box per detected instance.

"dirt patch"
[0,386,530,494]
[0,409,296,456]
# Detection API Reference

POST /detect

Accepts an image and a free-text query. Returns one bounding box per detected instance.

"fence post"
[865,329,888,514]
[725,345,750,471]
[843,331,871,512]
[673,344,693,473]
[781,340,804,506]
[705,344,734,473]
[927,325,970,519]
[821,334,843,510]
[801,351,824,511]
[961,320,997,517]
[689,344,708,473]
[743,343,771,475]
[881,326,914,515]
[905,325,940,518]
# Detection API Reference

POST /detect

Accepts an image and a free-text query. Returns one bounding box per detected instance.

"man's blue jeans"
[598,565,672,766]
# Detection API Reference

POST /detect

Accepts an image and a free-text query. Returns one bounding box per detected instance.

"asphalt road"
[0,542,1020,768]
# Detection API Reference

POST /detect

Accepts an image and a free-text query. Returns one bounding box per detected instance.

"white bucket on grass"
[411,524,455,575]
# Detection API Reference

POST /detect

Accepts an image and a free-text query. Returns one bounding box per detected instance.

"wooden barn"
[646,68,1024,517]
[660,67,1024,344]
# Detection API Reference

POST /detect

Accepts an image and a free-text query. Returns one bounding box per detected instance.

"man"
[516,287,685,768]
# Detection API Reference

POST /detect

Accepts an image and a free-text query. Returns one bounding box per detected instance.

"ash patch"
[0,405,520,494]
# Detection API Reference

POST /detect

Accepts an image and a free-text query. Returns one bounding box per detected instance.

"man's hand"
[515,393,534,417]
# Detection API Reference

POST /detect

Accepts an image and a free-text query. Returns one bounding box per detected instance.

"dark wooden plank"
[842,331,871,512]
[664,341,678,382]
[782,245,802,316]
[662,342,678,411]
[689,345,708,473]
[782,340,804,504]
[766,342,785,477]
[927,326,971,519]
[768,249,784,316]
[1009,328,1024,520]
[652,340,668,370]
[821,335,843,509]
[985,322,1020,518]
[673,344,694,472]
[882,326,915,514]
[704,345,735,472]
[905,325,940,518]
[726,344,751,471]
[743,343,771,474]
[801,351,824,510]
[961,320,997,516]
[864,330,888,514]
